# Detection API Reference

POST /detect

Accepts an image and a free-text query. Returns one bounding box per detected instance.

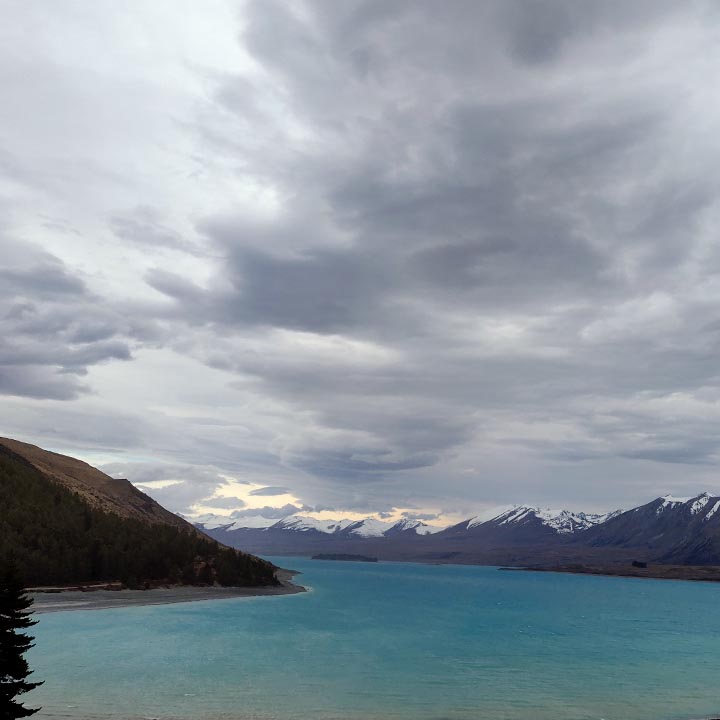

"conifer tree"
[0,561,42,718]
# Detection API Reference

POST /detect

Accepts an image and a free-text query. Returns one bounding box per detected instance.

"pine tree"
[0,561,42,718]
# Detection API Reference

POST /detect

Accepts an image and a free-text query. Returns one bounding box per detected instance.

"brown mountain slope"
[0,438,280,588]
[0,436,192,532]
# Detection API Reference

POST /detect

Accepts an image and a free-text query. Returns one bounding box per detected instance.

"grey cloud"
[8,405,148,453]
[223,247,389,333]
[289,448,433,480]
[103,462,233,487]
[248,485,291,497]
[0,239,141,400]
[619,445,718,466]
[145,269,204,303]
[230,504,304,519]
[497,0,686,65]
[0,365,89,401]
[200,496,248,510]
[111,207,202,255]
[68,322,119,344]
[147,481,211,514]
[172,0,720,504]
[401,511,441,521]
[3,1,720,516]
[0,264,85,297]
[499,0,589,64]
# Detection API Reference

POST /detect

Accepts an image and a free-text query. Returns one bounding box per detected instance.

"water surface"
[31,558,720,720]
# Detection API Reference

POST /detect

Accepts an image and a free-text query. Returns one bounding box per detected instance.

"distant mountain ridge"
[439,505,624,540]
[580,492,720,565]
[194,493,720,567]
[190,513,443,537]
[193,504,624,540]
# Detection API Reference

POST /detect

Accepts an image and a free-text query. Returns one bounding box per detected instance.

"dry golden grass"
[0,437,192,532]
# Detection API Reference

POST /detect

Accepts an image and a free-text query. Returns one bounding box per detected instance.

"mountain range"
[5,432,717,583]
[194,493,720,568]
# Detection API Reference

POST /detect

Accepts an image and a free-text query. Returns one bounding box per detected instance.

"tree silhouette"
[0,561,42,718]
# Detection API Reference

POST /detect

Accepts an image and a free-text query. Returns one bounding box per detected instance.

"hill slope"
[576,493,720,564]
[0,440,277,588]
[0,437,192,530]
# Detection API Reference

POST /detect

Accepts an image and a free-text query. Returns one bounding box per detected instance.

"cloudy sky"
[2,0,720,525]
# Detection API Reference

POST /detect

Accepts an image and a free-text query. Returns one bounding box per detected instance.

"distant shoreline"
[31,569,306,613]
[500,563,720,583]
[312,553,378,562]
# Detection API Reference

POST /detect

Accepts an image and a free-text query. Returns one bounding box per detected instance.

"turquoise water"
[30,558,720,720]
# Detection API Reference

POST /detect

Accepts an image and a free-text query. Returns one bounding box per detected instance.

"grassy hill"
[0,436,196,529]
[0,440,277,588]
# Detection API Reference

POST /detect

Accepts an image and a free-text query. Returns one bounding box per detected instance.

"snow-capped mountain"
[193,506,619,540]
[186,513,278,531]
[462,505,624,535]
[191,492,720,567]
[654,492,719,518]
[272,515,358,534]
[580,492,720,564]
[193,513,443,538]
[385,518,444,536]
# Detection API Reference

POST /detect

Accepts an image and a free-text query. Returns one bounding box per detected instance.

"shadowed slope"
[0,437,191,531]
[0,440,277,588]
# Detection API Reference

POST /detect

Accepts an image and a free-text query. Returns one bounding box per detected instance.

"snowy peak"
[271,515,438,537]
[689,493,712,515]
[189,513,235,530]
[191,494,720,541]
[656,495,693,513]
[386,518,444,535]
[271,515,356,534]
[191,513,278,531]
[465,505,623,535]
[540,508,625,534]
[654,492,719,518]
[343,518,392,537]
[194,512,445,537]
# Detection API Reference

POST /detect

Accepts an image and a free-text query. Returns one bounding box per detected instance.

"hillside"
[0,440,277,588]
[576,493,720,564]
[0,437,192,530]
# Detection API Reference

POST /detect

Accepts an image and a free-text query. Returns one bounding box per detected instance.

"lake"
[30,558,720,720]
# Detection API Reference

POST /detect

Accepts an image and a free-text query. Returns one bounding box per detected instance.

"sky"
[2,0,720,527]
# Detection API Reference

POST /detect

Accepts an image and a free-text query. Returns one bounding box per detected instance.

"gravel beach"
[31,569,305,613]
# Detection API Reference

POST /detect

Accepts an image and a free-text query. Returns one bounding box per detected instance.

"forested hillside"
[0,444,277,588]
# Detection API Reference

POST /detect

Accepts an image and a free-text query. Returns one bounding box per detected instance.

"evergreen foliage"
[0,560,42,718]
[0,447,277,588]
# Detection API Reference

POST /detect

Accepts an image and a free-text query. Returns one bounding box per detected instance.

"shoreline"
[264,553,720,584]
[31,569,306,613]
[500,563,720,583]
